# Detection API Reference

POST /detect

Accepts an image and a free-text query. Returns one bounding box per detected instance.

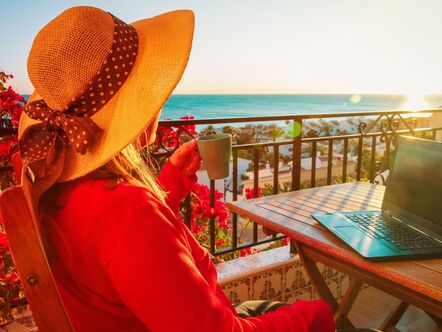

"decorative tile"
[217,247,351,306]
[326,277,339,299]
[251,268,284,300]
[284,286,316,303]
[283,291,296,303]
[220,277,251,303]
[0,305,37,332]
[283,260,311,295]
[320,263,340,279]
[337,274,351,300]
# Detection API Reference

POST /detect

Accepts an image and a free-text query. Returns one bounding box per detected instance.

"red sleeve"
[156,161,196,214]
[106,187,335,332]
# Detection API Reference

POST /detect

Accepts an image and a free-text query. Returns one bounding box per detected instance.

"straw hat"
[19,6,194,182]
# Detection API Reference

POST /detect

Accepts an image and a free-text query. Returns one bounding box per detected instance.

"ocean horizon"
[162,94,442,120]
[22,94,442,120]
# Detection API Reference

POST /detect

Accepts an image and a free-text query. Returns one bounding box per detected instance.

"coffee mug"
[197,134,232,180]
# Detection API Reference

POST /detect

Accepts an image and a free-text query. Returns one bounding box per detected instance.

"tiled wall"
[218,246,351,304]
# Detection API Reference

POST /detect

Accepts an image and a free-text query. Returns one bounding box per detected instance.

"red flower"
[0,141,9,156]
[245,187,262,200]
[239,247,260,257]
[0,72,26,315]
[0,232,9,249]
[191,223,203,234]
[177,115,196,135]
[147,115,197,151]
[153,126,182,149]
[183,183,232,250]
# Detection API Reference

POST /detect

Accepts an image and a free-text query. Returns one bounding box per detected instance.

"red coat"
[42,161,335,331]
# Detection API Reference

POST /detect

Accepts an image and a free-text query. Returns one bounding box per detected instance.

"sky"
[1,0,442,95]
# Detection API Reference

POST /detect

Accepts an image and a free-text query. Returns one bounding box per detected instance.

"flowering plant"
[0,231,24,323]
[182,183,234,262]
[244,187,262,199]
[150,115,196,152]
[183,183,272,261]
[0,71,26,322]
[147,118,290,261]
[0,71,24,190]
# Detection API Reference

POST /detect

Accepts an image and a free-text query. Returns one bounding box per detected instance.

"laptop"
[312,135,442,261]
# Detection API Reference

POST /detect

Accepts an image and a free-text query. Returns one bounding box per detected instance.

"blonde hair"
[40,142,166,213]
[98,142,166,202]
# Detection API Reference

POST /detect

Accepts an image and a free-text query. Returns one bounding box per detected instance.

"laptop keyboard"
[346,214,442,251]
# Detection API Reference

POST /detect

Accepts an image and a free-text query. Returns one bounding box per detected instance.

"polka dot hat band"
[19,15,138,169]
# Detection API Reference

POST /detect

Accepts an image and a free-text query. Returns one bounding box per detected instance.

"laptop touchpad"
[333,225,395,257]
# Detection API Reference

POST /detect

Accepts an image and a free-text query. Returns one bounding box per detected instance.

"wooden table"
[226,182,442,330]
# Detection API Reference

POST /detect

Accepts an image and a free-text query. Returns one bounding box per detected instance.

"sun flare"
[400,94,433,118]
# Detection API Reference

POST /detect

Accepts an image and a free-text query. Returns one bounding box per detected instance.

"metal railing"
[153,109,442,258]
[0,109,441,258]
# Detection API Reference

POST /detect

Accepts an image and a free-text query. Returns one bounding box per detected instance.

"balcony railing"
[0,109,441,258]
[153,108,442,258]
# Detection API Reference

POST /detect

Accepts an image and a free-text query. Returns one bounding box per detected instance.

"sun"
[400,94,432,111]
[400,94,433,118]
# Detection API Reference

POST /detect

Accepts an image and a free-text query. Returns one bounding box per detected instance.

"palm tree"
[221,125,237,143]
[267,126,284,142]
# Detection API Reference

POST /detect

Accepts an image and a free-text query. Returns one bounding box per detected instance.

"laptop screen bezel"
[382,135,442,235]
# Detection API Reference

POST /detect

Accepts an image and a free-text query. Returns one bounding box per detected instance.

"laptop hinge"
[382,209,392,217]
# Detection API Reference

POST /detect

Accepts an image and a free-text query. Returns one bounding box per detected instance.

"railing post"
[291,116,303,191]
[273,145,279,194]
[327,139,333,185]
[209,179,215,255]
[356,136,363,181]
[232,148,238,249]
[183,195,191,228]
[370,135,377,183]
[253,147,260,243]
[342,138,348,183]
[310,141,317,188]
[384,137,391,170]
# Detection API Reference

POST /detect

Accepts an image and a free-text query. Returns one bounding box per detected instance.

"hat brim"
[19,10,194,182]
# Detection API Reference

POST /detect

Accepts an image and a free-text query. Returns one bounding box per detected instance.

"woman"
[18,6,335,331]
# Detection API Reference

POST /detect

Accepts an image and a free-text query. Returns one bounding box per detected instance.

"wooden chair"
[0,157,74,331]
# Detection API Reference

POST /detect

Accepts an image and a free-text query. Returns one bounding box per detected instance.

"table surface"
[226,182,442,314]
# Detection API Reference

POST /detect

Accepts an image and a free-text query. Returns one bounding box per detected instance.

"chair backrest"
[0,185,74,331]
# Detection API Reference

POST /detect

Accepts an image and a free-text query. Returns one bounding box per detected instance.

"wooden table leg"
[427,312,442,325]
[379,301,409,332]
[293,240,356,329]
[333,278,363,327]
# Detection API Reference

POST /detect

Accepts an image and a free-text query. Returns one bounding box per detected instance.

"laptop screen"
[384,137,442,227]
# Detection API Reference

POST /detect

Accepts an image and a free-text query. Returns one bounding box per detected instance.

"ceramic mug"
[197,134,232,179]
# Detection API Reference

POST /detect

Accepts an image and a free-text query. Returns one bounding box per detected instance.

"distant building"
[196,157,252,198]
[241,156,357,195]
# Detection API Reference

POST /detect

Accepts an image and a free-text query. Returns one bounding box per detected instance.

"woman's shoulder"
[56,176,175,231]
[42,175,161,216]
[73,178,182,235]
[71,176,162,207]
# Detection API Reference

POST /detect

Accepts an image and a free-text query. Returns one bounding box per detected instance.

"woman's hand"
[169,140,202,178]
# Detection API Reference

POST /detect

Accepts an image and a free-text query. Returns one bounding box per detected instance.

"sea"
[161,94,442,120]
[22,94,442,121]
